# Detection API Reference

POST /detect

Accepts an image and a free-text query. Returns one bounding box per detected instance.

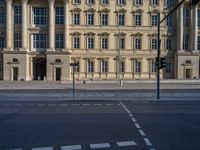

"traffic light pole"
[157,13,160,100]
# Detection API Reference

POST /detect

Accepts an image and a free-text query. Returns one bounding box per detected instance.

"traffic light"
[160,57,167,69]
[191,0,200,5]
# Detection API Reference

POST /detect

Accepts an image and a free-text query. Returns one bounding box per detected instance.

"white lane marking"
[90,143,111,149]
[129,114,133,117]
[48,104,57,106]
[8,149,22,150]
[60,104,68,106]
[32,147,53,150]
[94,104,102,106]
[126,110,131,114]
[3,104,12,106]
[117,141,137,147]
[139,129,146,136]
[82,104,91,106]
[15,104,22,106]
[61,145,81,150]
[144,138,152,146]
[135,123,141,129]
[37,104,45,106]
[71,104,80,106]
[26,104,34,106]
[131,118,137,122]
[105,104,114,106]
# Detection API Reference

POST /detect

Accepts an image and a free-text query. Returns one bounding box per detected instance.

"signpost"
[70,63,79,99]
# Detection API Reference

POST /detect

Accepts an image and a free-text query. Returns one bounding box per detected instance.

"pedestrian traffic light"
[160,57,167,69]
[191,0,200,5]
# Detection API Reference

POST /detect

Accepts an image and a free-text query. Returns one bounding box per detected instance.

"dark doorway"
[186,69,192,79]
[13,67,19,81]
[56,68,61,81]
[33,58,46,80]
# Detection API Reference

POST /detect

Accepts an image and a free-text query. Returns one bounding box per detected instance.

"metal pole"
[73,66,75,99]
[157,13,160,100]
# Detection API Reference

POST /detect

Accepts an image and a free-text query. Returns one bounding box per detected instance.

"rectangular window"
[0,61,3,72]
[101,60,108,73]
[166,15,172,27]
[56,34,64,48]
[198,10,200,27]
[87,37,94,49]
[183,33,189,50]
[118,14,125,26]
[87,13,94,25]
[33,34,47,49]
[55,6,64,24]
[166,38,172,50]
[151,0,159,5]
[152,60,156,72]
[118,0,125,5]
[152,15,158,26]
[74,13,80,25]
[0,36,5,48]
[198,36,200,50]
[87,60,94,72]
[183,8,189,27]
[74,60,80,72]
[135,60,141,73]
[135,38,141,49]
[166,62,171,73]
[151,38,158,50]
[119,37,125,49]
[135,0,143,6]
[73,0,81,4]
[135,14,141,26]
[0,7,5,24]
[119,61,125,73]
[101,0,109,5]
[74,37,80,49]
[33,7,47,25]
[102,38,108,49]
[87,0,95,5]
[101,14,108,25]
[164,0,173,8]
[14,33,21,48]
[14,5,22,24]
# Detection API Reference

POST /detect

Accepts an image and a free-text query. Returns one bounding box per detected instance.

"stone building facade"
[0,0,199,81]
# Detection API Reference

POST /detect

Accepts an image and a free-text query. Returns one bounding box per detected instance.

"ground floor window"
[101,60,108,73]
[0,61,3,72]
[87,59,94,72]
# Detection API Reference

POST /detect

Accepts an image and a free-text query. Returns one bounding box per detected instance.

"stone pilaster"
[64,0,70,51]
[177,1,184,52]
[193,5,198,53]
[48,0,55,51]
[21,0,28,50]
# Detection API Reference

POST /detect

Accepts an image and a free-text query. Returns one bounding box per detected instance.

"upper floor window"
[151,37,158,50]
[151,0,159,6]
[135,0,143,6]
[14,5,22,24]
[164,0,173,8]
[0,61,3,72]
[33,7,47,25]
[118,13,125,26]
[56,33,64,49]
[135,14,141,26]
[55,6,64,24]
[101,37,108,49]
[166,62,171,73]
[166,15,172,27]
[135,37,142,49]
[198,36,200,50]
[101,13,108,25]
[0,7,5,24]
[183,8,189,27]
[119,36,125,49]
[151,14,158,26]
[151,60,156,72]
[73,13,80,25]
[101,0,109,5]
[33,34,47,49]
[87,13,94,25]
[198,9,200,27]
[101,59,108,73]
[87,0,95,5]
[87,37,94,49]
[183,33,189,50]
[73,0,81,4]
[0,36,5,48]
[14,33,22,48]
[166,38,172,50]
[118,0,126,5]
[73,36,80,49]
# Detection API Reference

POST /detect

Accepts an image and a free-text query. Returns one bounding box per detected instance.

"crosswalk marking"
[144,138,152,146]
[61,145,81,150]
[117,141,137,147]
[32,147,53,150]
[89,143,111,149]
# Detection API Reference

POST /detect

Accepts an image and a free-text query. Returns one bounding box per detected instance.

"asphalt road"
[0,101,200,150]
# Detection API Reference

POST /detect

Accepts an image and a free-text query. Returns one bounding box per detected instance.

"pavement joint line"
[138,129,146,136]
[135,123,141,129]
[144,138,153,146]
[89,143,111,149]
[61,145,82,150]
[116,141,137,147]
[32,147,53,150]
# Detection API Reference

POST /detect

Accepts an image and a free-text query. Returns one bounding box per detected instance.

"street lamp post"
[70,63,79,100]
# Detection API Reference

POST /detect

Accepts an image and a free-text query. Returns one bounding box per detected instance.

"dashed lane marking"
[26,104,34,106]
[117,141,137,147]
[135,123,141,129]
[14,104,22,106]
[3,104,12,106]
[94,104,102,106]
[129,113,133,117]
[37,104,46,106]
[144,138,152,146]
[105,104,114,106]
[8,149,22,150]
[71,104,80,106]
[139,129,146,136]
[131,118,137,123]
[61,145,82,150]
[89,143,111,149]
[60,104,68,106]
[32,147,53,150]
[48,104,57,106]
[82,104,91,106]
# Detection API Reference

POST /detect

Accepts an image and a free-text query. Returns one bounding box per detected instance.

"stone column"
[6,0,13,49]
[48,0,55,50]
[193,5,198,52]
[21,0,28,50]
[178,2,184,52]
[64,0,70,51]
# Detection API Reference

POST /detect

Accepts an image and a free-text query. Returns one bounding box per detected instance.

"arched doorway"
[33,58,46,80]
